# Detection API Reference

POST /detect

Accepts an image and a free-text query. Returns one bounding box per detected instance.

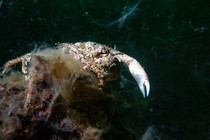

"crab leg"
[2,53,32,75]
[2,56,22,74]
[114,52,150,97]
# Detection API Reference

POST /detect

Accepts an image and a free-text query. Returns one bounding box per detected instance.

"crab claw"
[128,60,150,97]
[114,53,150,97]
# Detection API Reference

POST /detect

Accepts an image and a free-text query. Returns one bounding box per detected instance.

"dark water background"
[0,0,209,139]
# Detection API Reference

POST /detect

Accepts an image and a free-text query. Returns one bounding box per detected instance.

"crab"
[2,41,150,98]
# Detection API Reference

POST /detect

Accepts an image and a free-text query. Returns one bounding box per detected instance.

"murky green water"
[0,0,209,139]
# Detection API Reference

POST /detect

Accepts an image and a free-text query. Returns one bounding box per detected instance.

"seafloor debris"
[0,42,150,139]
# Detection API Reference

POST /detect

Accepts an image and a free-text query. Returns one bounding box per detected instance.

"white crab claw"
[114,53,150,97]
[128,60,150,98]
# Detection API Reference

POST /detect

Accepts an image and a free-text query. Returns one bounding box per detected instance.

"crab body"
[2,42,150,97]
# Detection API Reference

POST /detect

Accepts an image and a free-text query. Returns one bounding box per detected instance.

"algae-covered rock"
[0,49,116,139]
